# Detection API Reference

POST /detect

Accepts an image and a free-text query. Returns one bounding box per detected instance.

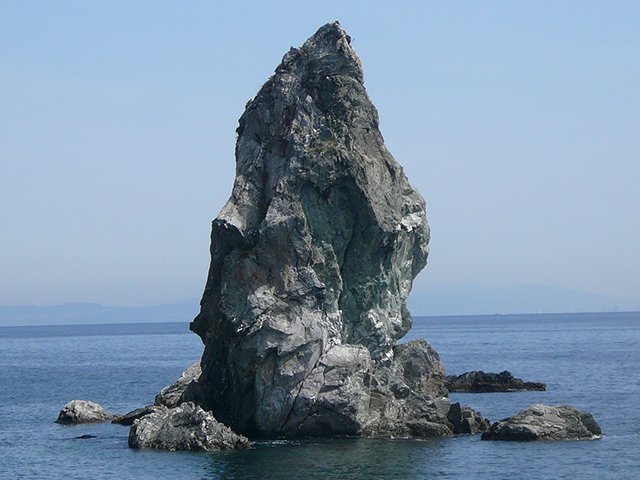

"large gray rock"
[481,404,602,441]
[128,402,250,451]
[190,22,439,437]
[56,400,117,424]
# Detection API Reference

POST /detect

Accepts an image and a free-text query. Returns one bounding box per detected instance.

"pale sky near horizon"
[1,1,639,307]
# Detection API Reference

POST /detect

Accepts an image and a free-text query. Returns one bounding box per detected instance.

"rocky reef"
[445,371,546,393]
[187,21,449,438]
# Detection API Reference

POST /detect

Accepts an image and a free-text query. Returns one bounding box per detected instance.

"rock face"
[445,371,546,393]
[481,404,602,441]
[56,400,117,424]
[128,402,250,451]
[190,22,436,437]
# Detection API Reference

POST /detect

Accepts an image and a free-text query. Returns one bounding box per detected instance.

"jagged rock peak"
[275,21,364,84]
[190,22,434,437]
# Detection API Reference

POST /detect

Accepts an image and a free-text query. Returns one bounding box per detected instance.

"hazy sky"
[2,1,639,306]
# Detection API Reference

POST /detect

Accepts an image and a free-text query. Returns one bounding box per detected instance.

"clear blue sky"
[1,1,639,306]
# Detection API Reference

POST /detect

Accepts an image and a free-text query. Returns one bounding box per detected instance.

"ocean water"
[0,312,638,479]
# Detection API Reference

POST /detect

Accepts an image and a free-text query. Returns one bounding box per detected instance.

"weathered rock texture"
[190,22,439,437]
[128,402,250,451]
[445,371,546,393]
[447,402,490,434]
[481,404,602,441]
[56,400,118,425]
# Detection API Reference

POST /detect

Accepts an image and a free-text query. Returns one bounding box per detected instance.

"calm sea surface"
[1,312,638,479]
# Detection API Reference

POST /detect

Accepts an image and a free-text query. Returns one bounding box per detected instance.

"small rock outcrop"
[154,361,201,408]
[189,21,438,438]
[447,402,490,434]
[56,400,118,424]
[481,404,602,441]
[114,361,204,427]
[128,402,250,451]
[445,371,546,393]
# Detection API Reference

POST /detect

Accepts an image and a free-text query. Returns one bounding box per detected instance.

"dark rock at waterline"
[447,402,490,434]
[56,400,119,424]
[189,21,438,438]
[445,371,546,393]
[128,402,251,451]
[481,404,602,441]
[113,404,167,426]
[75,434,97,439]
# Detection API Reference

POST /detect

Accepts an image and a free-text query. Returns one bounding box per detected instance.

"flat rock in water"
[445,371,546,393]
[56,400,117,424]
[481,404,602,441]
[128,402,250,451]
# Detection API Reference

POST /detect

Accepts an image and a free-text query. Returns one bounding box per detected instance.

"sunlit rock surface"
[190,22,441,437]
[128,402,250,451]
[481,404,602,441]
[56,400,117,424]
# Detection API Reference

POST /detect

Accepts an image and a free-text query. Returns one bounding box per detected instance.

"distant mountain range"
[0,299,200,327]
[407,284,640,316]
[1,285,639,327]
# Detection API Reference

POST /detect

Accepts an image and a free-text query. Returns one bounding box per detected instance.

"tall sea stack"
[190,22,449,437]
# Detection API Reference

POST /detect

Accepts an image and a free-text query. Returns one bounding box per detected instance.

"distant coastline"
[0,300,199,328]
[2,310,638,339]
[2,284,639,327]
[407,284,640,316]
[0,321,191,338]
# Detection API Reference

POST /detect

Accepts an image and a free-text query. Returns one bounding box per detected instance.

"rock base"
[447,402,490,434]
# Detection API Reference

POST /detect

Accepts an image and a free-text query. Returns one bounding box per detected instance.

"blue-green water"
[1,312,638,479]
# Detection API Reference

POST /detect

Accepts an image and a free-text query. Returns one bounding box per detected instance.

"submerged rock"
[128,402,250,451]
[481,404,602,441]
[56,400,118,424]
[189,22,440,437]
[445,371,546,393]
